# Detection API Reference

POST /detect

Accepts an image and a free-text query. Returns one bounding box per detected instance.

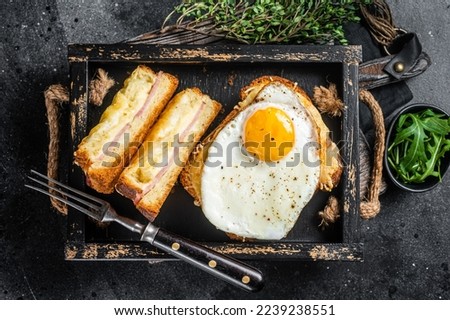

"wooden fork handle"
[141,225,264,292]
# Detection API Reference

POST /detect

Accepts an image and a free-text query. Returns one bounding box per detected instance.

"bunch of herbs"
[165,0,373,45]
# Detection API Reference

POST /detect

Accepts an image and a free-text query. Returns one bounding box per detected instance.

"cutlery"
[25,170,264,292]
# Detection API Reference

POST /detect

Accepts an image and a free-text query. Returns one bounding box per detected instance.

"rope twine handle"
[358,89,386,219]
[44,85,69,215]
[44,69,114,214]
[360,0,398,47]
[315,85,386,224]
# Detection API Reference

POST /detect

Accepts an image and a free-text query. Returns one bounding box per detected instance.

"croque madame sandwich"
[74,65,178,194]
[115,88,222,221]
[180,76,342,240]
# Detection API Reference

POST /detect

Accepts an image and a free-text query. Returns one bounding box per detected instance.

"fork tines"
[25,170,104,221]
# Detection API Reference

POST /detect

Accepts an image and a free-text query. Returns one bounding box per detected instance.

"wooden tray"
[67,44,362,261]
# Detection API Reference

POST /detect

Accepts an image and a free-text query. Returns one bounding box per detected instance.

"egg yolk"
[243,107,295,162]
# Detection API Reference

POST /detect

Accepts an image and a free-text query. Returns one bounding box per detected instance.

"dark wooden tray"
[67,44,362,261]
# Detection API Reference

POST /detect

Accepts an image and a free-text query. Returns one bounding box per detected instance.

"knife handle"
[142,226,264,292]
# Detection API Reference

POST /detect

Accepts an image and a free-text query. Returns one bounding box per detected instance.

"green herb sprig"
[387,109,450,184]
[165,0,373,45]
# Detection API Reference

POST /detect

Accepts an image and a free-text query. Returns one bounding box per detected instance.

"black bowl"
[384,103,450,192]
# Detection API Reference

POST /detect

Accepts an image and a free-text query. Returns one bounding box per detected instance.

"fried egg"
[200,81,322,240]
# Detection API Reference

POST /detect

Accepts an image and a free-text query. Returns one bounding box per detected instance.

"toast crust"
[115,88,222,221]
[74,65,178,193]
[180,76,342,205]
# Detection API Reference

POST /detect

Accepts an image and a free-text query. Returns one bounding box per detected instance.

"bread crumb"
[227,72,236,86]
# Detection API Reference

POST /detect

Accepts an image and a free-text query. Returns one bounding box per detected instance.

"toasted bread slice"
[180,76,342,206]
[115,88,222,221]
[74,65,178,193]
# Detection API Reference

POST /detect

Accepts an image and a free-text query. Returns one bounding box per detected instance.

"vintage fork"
[25,170,264,292]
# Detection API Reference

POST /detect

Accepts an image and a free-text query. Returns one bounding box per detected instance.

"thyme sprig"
[164,0,372,45]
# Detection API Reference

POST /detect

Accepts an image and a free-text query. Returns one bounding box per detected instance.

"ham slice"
[74,65,178,194]
[115,88,221,221]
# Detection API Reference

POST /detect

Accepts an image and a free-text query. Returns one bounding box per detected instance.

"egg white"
[200,82,321,240]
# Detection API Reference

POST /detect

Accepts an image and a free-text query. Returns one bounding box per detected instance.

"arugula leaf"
[387,109,450,184]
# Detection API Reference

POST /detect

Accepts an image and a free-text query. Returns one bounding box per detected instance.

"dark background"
[1,0,449,299]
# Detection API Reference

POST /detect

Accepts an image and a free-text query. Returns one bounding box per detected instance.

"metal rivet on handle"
[171,242,180,251]
[394,62,405,73]
[208,260,217,268]
[241,276,250,284]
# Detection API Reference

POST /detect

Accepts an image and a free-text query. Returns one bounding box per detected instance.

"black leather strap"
[383,32,423,79]
[359,51,431,90]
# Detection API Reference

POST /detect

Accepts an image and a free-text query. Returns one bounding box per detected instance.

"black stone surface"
[1,0,449,299]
